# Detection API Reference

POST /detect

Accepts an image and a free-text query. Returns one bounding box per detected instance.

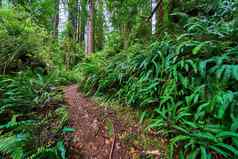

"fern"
[0,133,29,159]
[78,0,238,158]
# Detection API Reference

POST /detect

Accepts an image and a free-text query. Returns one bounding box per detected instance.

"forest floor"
[63,85,167,159]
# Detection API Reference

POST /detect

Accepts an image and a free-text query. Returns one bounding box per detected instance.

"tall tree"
[94,1,104,51]
[156,0,164,31]
[79,0,85,47]
[156,0,170,32]
[75,0,87,48]
[86,0,94,54]
[151,0,157,34]
[68,0,77,39]
[53,0,59,38]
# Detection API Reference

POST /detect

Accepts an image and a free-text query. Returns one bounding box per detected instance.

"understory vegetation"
[0,8,75,159]
[1,0,238,158]
[79,1,238,158]
[0,71,69,159]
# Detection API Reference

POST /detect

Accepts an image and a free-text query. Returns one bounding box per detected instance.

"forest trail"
[63,85,165,159]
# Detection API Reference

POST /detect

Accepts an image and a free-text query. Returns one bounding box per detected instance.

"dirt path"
[64,85,166,159]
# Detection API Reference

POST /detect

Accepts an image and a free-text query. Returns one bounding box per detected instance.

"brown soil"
[64,85,166,159]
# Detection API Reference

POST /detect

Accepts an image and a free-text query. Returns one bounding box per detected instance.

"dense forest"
[0,0,238,158]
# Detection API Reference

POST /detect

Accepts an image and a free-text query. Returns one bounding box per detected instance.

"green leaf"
[172,125,189,134]
[216,143,238,156]
[201,146,207,159]
[231,119,238,132]
[169,135,190,159]
[62,127,75,133]
[223,65,232,81]
[188,148,199,159]
[139,111,147,124]
[179,150,185,159]
[192,42,208,55]
[216,131,238,139]
[215,65,225,80]
[56,141,66,159]
[209,145,229,158]
[192,132,216,142]
[232,65,238,80]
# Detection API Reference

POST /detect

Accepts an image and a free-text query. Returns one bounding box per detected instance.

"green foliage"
[79,0,238,158]
[0,71,69,158]
[0,8,56,74]
[105,32,123,53]
[61,38,85,69]
[4,0,57,31]
[0,133,28,159]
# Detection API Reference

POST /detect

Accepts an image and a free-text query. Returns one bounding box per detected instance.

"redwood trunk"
[158,0,164,24]
[87,0,94,54]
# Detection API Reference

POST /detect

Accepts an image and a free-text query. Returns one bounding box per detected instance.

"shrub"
[61,38,85,69]
[0,71,69,158]
[0,8,52,74]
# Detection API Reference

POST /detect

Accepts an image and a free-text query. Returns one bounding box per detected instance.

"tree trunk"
[157,0,164,31]
[156,0,170,32]
[54,0,59,38]
[151,0,157,34]
[79,0,86,48]
[87,0,94,54]
[77,0,80,42]
[79,17,85,48]
[94,1,104,51]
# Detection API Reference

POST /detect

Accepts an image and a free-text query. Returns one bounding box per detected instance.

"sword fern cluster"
[80,0,238,158]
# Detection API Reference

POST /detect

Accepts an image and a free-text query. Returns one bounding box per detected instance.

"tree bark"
[53,0,59,38]
[87,0,94,54]
[151,0,158,34]
[148,0,162,21]
[94,1,104,51]
[77,0,80,42]
[79,0,86,48]
[157,0,164,27]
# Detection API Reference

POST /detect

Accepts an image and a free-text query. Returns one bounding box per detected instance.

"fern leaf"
[209,145,229,158]
[200,146,207,159]
[0,133,28,159]
[216,143,238,156]
[216,131,238,139]
[169,135,190,159]
[232,65,238,80]
[56,141,66,159]
[192,42,209,55]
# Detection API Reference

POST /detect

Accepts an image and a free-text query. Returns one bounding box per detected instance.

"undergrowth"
[79,0,238,158]
[0,7,84,158]
[0,70,70,159]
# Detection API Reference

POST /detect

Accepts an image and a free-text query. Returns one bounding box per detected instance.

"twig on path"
[95,127,101,137]
[142,150,161,156]
[109,135,116,159]
[95,118,107,137]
